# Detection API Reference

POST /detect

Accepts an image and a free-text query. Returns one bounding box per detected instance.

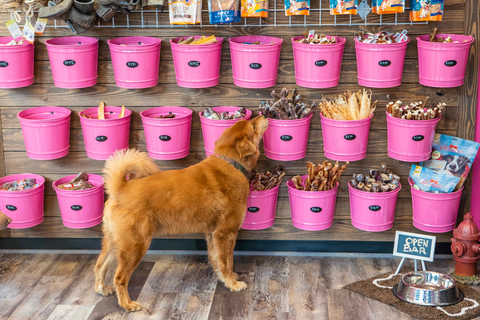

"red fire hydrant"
[451,212,480,277]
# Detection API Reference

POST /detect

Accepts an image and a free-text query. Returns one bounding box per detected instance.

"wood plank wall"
[0,0,471,244]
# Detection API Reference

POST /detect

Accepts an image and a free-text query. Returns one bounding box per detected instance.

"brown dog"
[94,115,269,312]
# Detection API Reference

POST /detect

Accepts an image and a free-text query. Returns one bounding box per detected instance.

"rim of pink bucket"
[53,174,104,194]
[417,34,474,47]
[200,107,252,125]
[265,113,313,126]
[108,36,161,47]
[287,175,339,198]
[229,36,283,48]
[291,36,346,48]
[140,106,193,121]
[348,180,402,197]
[408,177,463,198]
[386,111,442,126]
[45,36,99,47]
[17,106,71,123]
[0,173,45,195]
[79,106,132,123]
[0,36,33,47]
[249,184,280,196]
[355,36,410,48]
[170,36,224,46]
[320,112,373,126]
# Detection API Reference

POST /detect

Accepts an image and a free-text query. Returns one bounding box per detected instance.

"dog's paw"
[228,281,248,292]
[95,284,115,296]
[233,272,240,281]
[122,301,142,312]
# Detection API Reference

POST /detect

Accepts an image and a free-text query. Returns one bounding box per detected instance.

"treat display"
[294,31,338,44]
[292,161,349,191]
[177,36,218,45]
[386,97,445,120]
[259,88,317,120]
[319,89,376,120]
[208,0,241,24]
[169,0,202,25]
[155,112,176,119]
[409,165,459,194]
[356,30,408,43]
[81,102,128,119]
[241,0,268,17]
[285,0,310,16]
[201,107,247,120]
[330,0,357,15]
[410,0,444,22]
[349,163,400,192]
[249,167,286,191]
[57,172,95,191]
[1,178,40,191]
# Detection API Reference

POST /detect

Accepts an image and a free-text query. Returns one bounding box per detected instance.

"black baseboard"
[0,238,453,255]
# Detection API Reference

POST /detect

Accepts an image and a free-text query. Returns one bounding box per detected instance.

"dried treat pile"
[57,172,95,191]
[242,41,275,45]
[201,107,247,120]
[356,30,408,43]
[386,97,446,120]
[319,89,377,120]
[155,112,176,119]
[259,88,317,120]
[429,28,467,43]
[81,102,127,119]
[177,36,218,45]
[292,161,349,191]
[349,163,400,192]
[0,39,26,46]
[295,31,338,44]
[249,167,286,191]
[1,178,40,191]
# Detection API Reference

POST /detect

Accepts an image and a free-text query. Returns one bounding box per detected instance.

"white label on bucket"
[393,231,436,262]
[6,20,23,40]
[34,18,48,35]
[22,20,35,43]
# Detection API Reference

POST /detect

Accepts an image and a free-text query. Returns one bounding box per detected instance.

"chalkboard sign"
[393,231,436,262]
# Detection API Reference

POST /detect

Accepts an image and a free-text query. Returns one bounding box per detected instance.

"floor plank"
[46,305,96,320]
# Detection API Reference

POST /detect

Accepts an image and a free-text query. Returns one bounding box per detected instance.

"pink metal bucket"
[242,185,279,230]
[108,36,161,89]
[348,181,401,232]
[79,106,132,160]
[0,174,45,229]
[229,36,283,88]
[53,174,104,229]
[200,107,252,156]
[409,178,462,233]
[45,36,99,89]
[417,34,474,88]
[287,176,338,231]
[140,106,193,160]
[0,37,34,88]
[355,37,410,88]
[263,114,313,161]
[17,107,71,160]
[386,111,442,162]
[291,36,346,88]
[170,37,223,88]
[321,114,372,161]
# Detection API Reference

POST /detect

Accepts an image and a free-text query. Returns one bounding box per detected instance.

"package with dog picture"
[410,0,444,22]
[208,0,241,24]
[329,0,357,15]
[374,0,405,14]
[285,0,310,16]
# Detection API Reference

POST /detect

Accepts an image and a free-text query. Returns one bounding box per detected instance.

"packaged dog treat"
[57,172,95,191]
[285,0,310,16]
[410,0,444,22]
[202,107,247,119]
[349,163,400,193]
[376,0,404,14]
[409,165,460,193]
[208,0,241,24]
[241,0,268,17]
[1,178,40,191]
[292,161,349,191]
[319,89,377,120]
[250,167,285,191]
[357,30,408,43]
[386,97,445,120]
[329,0,357,15]
[259,88,317,120]
[294,31,338,44]
[169,0,202,25]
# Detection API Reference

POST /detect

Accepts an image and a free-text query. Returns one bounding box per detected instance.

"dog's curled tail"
[103,149,160,196]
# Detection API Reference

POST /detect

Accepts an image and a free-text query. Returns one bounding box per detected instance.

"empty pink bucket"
[263,114,313,161]
[108,37,161,89]
[287,176,338,231]
[355,36,410,88]
[0,37,34,88]
[321,114,372,161]
[229,36,283,88]
[17,107,71,160]
[45,36,99,89]
[200,107,252,156]
[291,36,346,88]
[79,106,132,160]
[53,174,104,229]
[140,106,193,160]
[417,34,474,88]
[409,178,462,233]
[242,185,280,230]
[348,181,401,232]
[0,174,44,229]
[387,111,442,162]
[170,37,223,88]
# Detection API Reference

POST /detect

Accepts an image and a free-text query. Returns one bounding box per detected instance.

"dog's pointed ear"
[237,136,256,158]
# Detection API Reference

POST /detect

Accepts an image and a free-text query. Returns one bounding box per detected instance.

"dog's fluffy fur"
[94,116,269,312]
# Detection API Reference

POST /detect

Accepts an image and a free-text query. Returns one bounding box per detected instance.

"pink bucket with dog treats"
[291,36,346,88]
[0,174,45,229]
[200,107,252,157]
[387,111,442,162]
[242,185,280,230]
[170,37,223,88]
[263,114,313,161]
[409,178,462,233]
[108,36,161,89]
[45,36,99,89]
[17,106,71,160]
[0,37,34,88]
[140,107,193,160]
[287,176,338,231]
[348,181,401,232]
[355,37,409,88]
[417,34,474,88]
[321,114,372,161]
[53,174,104,229]
[79,106,132,160]
[229,36,283,88]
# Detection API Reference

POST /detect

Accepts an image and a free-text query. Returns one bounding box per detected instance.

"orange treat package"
[241,0,268,17]
[410,0,444,22]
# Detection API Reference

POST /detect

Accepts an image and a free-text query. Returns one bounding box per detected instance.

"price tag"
[6,20,23,40]
[23,20,35,43]
[34,18,48,35]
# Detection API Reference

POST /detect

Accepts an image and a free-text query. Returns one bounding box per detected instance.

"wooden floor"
[0,253,471,320]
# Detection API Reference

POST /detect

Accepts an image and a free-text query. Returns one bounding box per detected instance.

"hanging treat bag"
[241,0,268,17]
[169,0,201,24]
[409,165,460,193]
[329,0,357,15]
[371,0,377,13]
[285,0,310,16]
[376,0,404,14]
[209,0,241,24]
[410,0,444,22]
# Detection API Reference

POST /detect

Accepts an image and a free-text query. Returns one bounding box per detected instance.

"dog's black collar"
[218,156,249,178]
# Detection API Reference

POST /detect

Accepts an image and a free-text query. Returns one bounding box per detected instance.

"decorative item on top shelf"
[319,89,376,161]
[287,161,349,231]
[417,28,474,88]
[260,88,316,161]
[348,163,401,232]
[355,30,409,88]
[0,36,34,89]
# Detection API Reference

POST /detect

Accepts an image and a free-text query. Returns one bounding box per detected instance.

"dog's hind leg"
[94,231,116,296]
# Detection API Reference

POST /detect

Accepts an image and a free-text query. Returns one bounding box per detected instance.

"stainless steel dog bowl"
[392,271,464,306]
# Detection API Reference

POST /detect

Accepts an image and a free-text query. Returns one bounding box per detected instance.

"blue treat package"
[409,165,460,193]
[208,0,241,24]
